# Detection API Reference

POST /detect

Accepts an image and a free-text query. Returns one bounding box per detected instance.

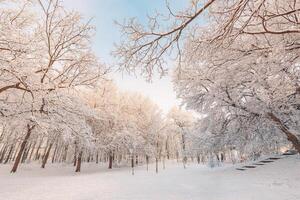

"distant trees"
[167,107,194,168]
[86,81,174,171]
[115,0,300,155]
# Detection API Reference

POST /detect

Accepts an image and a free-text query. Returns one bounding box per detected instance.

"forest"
[0,0,300,200]
[0,1,299,199]
[0,0,299,173]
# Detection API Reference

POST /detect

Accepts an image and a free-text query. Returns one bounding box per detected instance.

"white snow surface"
[0,156,299,200]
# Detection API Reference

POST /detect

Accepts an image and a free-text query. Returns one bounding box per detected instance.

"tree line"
[1,0,299,174]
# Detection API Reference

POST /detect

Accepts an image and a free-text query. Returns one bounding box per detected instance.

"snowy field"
[0,155,299,200]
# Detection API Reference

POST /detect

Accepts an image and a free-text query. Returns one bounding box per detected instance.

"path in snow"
[236,155,283,171]
[0,155,299,200]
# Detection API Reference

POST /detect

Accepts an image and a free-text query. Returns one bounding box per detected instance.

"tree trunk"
[21,143,31,163]
[96,151,99,164]
[131,154,134,175]
[0,145,7,163]
[28,141,36,161]
[4,145,14,164]
[73,143,77,166]
[41,143,53,168]
[215,153,220,161]
[73,154,77,166]
[182,133,187,169]
[108,152,113,169]
[267,112,300,153]
[135,155,138,165]
[62,145,68,162]
[165,139,170,159]
[34,139,43,161]
[221,153,224,162]
[146,155,149,171]
[51,144,58,163]
[12,143,21,162]
[75,151,83,172]
[11,124,35,173]
[155,157,158,173]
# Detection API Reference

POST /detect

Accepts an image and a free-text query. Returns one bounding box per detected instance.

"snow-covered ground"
[0,155,299,200]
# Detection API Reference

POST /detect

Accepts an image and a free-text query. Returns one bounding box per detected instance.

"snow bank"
[0,156,299,200]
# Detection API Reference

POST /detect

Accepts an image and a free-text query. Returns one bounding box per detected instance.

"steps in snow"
[268,157,281,160]
[236,156,284,172]
[282,153,295,155]
[236,168,246,171]
[260,160,274,163]
[243,166,256,168]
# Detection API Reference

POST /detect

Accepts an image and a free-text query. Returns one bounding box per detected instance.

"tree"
[115,0,300,154]
[167,107,194,168]
[0,0,106,172]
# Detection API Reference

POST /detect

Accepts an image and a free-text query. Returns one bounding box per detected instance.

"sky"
[63,0,188,113]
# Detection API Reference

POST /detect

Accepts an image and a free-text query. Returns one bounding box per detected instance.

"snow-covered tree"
[85,81,168,170]
[167,107,195,168]
[0,0,106,172]
[115,0,300,155]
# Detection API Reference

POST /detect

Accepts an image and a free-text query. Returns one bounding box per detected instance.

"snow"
[0,156,299,200]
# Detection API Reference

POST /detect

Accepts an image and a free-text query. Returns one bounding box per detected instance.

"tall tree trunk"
[165,138,170,159]
[62,145,68,162]
[11,124,35,173]
[41,143,53,168]
[108,152,113,169]
[267,112,300,153]
[131,154,134,175]
[96,151,99,164]
[156,140,160,173]
[135,155,138,165]
[12,143,21,162]
[41,142,49,161]
[75,151,83,172]
[146,155,149,171]
[182,133,187,169]
[73,143,77,166]
[28,141,36,161]
[155,157,158,173]
[221,153,224,162]
[52,144,58,163]
[34,139,43,161]
[87,152,90,163]
[4,145,14,164]
[0,145,7,163]
[21,143,31,163]
[215,153,220,161]
[163,156,166,170]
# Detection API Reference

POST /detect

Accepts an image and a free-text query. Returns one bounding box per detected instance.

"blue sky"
[64,0,188,112]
